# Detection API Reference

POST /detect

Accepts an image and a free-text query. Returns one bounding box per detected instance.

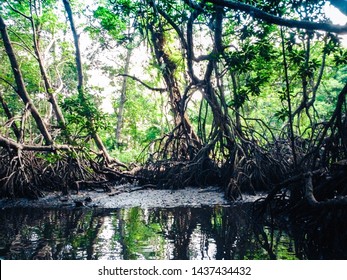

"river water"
[0,204,305,260]
[0,203,346,260]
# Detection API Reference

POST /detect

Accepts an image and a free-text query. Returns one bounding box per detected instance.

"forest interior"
[0,0,347,230]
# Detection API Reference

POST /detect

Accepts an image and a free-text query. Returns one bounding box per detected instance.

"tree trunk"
[148,23,201,148]
[0,15,53,145]
[62,0,84,93]
[31,27,67,129]
[115,47,132,145]
[62,0,125,167]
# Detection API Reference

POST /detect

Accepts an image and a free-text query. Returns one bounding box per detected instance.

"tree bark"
[62,0,84,93]
[148,23,201,147]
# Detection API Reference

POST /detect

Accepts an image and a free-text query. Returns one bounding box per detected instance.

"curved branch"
[10,41,37,58]
[5,0,31,20]
[157,7,188,50]
[206,0,347,34]
[0,77,17,92]
[8,28,38,59]
[116,74,167,92]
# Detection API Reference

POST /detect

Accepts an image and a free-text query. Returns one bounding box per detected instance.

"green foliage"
[334,49,347,66]
[0,0,347,164]
[274,107,289,122]
[93,6,127,41]
[324,34,340,55]
[61,92,109,137]
[37,152,64,164]
[115,208,164,259]
[144,125,162,142]
[109,87,166,163]
[288,49,306,65]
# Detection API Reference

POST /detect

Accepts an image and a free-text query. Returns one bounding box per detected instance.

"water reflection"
[0,204,335,260]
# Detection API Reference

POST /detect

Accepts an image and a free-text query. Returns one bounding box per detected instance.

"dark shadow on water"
[0,204,345,260]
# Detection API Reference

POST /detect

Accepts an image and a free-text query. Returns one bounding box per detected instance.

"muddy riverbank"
[0,186,260,209]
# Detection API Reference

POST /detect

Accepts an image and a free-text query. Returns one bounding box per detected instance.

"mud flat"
[0,186,264,209]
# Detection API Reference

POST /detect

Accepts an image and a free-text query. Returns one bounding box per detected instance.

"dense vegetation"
[0,0,346,218]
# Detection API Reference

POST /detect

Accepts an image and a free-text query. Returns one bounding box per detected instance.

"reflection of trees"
[113,208,166,260]
[252,205,347,259]
[151,206,283,260]
[289,208,347,259]
[0,208,106,260]
[0,206,293,260]
[1,205,342,260]
[210,206,255,259]
[168,208,197,260]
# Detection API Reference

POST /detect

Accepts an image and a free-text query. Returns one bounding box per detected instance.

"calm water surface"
[0,204,345,260]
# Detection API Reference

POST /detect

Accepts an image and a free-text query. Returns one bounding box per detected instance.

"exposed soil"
[0,185,264,209]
